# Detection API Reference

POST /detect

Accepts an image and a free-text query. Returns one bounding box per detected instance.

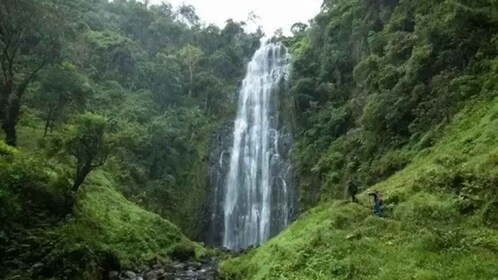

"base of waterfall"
[108,258,218,280]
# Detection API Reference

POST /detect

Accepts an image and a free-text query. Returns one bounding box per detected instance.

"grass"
[60,170,198,269]
[1,113,211,273]
[221,96,498,279]
[1,122,209,278]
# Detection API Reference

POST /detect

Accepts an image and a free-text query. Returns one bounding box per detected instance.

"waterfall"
[222,39,294,250]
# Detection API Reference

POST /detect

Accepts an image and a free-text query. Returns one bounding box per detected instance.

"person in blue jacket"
[368,191,384,217]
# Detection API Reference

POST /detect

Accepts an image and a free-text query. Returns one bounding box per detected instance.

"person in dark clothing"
[347,180,359,203]
[368,191,384,217]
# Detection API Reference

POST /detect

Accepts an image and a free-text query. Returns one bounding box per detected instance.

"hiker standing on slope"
[346,180,359,203]
[368,191,384,217]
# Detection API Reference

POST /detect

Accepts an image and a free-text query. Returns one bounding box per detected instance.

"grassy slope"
[1,122,201,272]
[60,171,198,269]
[221,97,498,279]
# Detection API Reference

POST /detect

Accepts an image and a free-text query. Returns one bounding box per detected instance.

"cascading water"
[222,39,295,250]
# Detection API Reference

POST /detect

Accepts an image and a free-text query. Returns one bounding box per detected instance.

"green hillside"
[0,0,256,277]
[0,145,199,279]
[221,96,498,279]
[62,172,198,269]
[1,0,497,278]
[219,0,498,277]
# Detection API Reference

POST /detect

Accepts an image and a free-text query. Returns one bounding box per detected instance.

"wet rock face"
[110,258,218,280]
[199,122,234,246]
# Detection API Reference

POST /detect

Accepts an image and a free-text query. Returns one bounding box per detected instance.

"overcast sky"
[149,0,322,35]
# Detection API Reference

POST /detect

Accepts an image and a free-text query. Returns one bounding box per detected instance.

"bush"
[170,243,196,262]
[0,145,70,279]
[483,201,498,228]
[393,192,459,225]
[0,140,18,157]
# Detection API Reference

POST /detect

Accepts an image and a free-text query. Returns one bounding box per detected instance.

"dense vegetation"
[1,0,260,278]
[1,0,497,279]
[222,0,498,278]
[287,0,497,209]
[222,96,498,279]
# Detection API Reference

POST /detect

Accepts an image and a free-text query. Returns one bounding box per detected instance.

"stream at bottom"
[108,257,218,280]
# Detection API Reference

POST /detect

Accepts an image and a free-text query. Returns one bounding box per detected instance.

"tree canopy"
[0,1,261,277]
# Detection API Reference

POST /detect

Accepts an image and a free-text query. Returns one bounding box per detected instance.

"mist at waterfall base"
[203,39,296,251]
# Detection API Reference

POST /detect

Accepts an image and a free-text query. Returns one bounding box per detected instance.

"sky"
[149,0,322,35]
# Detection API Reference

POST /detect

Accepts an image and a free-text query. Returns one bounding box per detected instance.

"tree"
[37,62,93,136]
[221,19,246,44]
[194,24,221,55]
[67,113,108,192]
[0,0,62,146]
[177,44,203,98]
[274,28,284,38]
[140,52,183,105]
[177,4,200,27]
[192,71,225,114]
[291,22,309,36]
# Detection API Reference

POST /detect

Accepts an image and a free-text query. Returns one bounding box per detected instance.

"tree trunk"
[0,80,13,123]
[2,91,20,146]
[44,106,53,137]
[73,163,92,192]
[2,121,16,146]
[49,119,55,133]
[1,60,45,146]
[188,66,193,98]
[204,92,210,114]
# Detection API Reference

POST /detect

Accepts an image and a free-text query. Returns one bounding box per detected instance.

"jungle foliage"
[222,0,498,272]
[286,0,498,209]
[1,0,497,278]
[0,0,261,278]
